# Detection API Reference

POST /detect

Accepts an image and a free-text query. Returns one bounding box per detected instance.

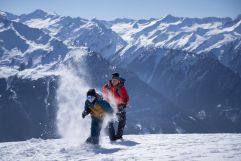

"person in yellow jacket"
[82,89,115,145]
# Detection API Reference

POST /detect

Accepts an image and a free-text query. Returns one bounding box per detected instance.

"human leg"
[86,117,102,144]
[116,110,126,139]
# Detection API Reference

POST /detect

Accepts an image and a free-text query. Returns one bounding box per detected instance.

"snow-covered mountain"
[5,9,127,59]
[5,10,241,74]
[108,15,238,52]
[129,49,241,132]
[1,10,241,142]
[1,134,241,161]
[103,15,241,132]
[107,15,241,75]
[5,10,241,75]
[0,15,202,142]
[0,15,69,68]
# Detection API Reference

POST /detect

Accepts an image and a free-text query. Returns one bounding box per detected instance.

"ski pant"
[86,117,115,144]
[116,109,126,138]
[106,121,116,141]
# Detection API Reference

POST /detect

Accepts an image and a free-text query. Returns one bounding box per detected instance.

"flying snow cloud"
[55,48,119,145]
[56,49,92,145]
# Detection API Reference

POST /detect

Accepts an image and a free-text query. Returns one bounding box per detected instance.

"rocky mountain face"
[115,46,241,132]
[0,76,58,142]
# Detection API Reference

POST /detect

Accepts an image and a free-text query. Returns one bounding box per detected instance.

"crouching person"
[82,89,115,145]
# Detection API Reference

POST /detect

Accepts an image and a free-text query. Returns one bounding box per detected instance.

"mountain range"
[0,9,241,142]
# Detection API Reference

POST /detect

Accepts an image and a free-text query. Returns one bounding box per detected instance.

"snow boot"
[85,137,99,145]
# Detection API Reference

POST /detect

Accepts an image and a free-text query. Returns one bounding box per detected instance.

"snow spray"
[56,65,91,146]
[56,48,119,145]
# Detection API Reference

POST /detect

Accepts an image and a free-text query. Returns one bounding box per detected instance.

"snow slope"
[1,134,241,161]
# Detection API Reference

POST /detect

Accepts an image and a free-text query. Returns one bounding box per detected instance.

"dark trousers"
[106,121,116,141]
[86,117,102,144]
[116,110,126,138]
[86,117,115,144]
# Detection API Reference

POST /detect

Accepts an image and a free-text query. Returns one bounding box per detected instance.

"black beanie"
[87,89,97,97]
[112,72,120,80]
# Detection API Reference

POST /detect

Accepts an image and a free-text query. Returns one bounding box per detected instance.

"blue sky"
[0,0,240,20]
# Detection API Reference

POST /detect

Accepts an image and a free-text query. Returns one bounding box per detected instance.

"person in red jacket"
[102,73,129,140]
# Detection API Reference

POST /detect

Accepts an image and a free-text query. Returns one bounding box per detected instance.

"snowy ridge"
[0,15,92,80]
[0,15,70,68]
[4,10,241,74]
[108,15,241,75]
[8,10,127,59]
[0,134,241,161]
[110,15,241,54]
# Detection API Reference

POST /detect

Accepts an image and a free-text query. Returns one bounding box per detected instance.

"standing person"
[82,89,116,145]
[102,73,129,140]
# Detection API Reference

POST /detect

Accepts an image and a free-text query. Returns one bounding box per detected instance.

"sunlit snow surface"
[1,134,241,161]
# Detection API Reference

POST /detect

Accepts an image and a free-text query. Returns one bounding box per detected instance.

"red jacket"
[102,80,129,107]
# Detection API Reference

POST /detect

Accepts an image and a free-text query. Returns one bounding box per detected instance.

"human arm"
[82,100,91,118]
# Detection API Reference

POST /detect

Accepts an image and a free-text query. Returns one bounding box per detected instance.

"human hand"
[82,112,86,119]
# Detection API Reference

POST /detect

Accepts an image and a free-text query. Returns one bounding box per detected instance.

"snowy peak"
[0,10,18,20]
[6,10,127,59]
[20,9,58,20]
[161,14,181,23]
[9,10,240,62]
[234,14,241,22]
[0,17,70,69]
[27,9,50,17]
[109,14,241,65]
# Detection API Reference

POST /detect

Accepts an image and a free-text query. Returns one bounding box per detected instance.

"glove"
[82,112,86,119]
